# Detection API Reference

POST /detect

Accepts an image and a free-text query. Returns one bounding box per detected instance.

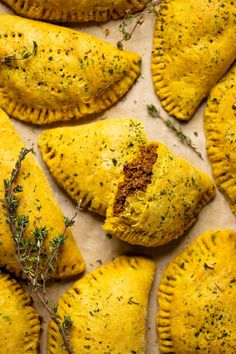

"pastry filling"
[113,143,157,215]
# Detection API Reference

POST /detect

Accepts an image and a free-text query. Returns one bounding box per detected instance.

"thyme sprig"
[0,41,38,65]
[147,104,203,159]
[3,147,79,354]
[117,0,161,49]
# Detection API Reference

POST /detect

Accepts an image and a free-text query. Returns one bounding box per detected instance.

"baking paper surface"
[0,3,235,353]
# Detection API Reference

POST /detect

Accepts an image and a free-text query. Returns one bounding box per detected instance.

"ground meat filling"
[113,143,158,216]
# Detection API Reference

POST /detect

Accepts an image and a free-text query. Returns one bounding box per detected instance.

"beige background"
[0,3,235,353]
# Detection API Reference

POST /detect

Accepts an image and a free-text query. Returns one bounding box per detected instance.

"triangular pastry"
[0,109,85,279]
[152,0,236,120]
[0,15,141,125]
[0,272,40,353]
[158,230,236,353]
[205,62,236,216]
[38,118,147,215]
[48,255,155,353]
[2,0,146,22]
[104,142,215,247]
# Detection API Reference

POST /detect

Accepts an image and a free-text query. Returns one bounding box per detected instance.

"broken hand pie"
[0,15,141,125]
[0,272,40,354]
[158,230,236,353]
[152,0,236,120]
[0,109,85,278]
[205,62,236,216]
[48,255,155,353]
[39,118,215,247]
[104,141,215,246]
[2,0,146,22]
[38,118,147,216]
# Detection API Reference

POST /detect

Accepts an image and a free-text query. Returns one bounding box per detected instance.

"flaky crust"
[48,256,155,353]
[38,118,147,215]
[2,0,146,22]
[0,272,40,353]
[0,15,141,124]
[0,109,85,279]
[204,62,236,216]
[158,230,236,353]
[152,0,236,120]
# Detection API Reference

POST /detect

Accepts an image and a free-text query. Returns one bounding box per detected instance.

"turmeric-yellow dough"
[48,255,155,353]
[0,109,85,278]
[152,0,236,120]
[0,272,40,354]
[158,230,236,353]
[205,62,236,216]
[0,15,141,124]
[38,118,147,216]
[104,142,215,247]
[2,0,146,22]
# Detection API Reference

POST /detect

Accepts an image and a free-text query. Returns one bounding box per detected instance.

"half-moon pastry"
[152,0,236,120]
[48,255,155,353]
[2,0,146,22]
[0,15,141,125]
[38,118,147,215]
[0,272,40,353]
[205,62,236,216]
[0,109,85,278]
[158,230,236,353]
[104,142,215,247]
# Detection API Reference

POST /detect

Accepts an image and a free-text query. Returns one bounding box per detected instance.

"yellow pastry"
[158,230,236,353]
[205,62,236,216]
[0,272,40,354]
[0,109,85,278]
[104,142,215,247]
[38,118,147,215]
[2,0,146,22]
[152,0,236,120]
[48,255,155,353]
[0,14,141,125]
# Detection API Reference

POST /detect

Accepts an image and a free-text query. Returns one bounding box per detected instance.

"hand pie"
[0,272,40,353]
[2,0,146,22]
[0,109,85,279]
[48,255,155,353]
[38,118,147,215]
[205,63,236,216]
[152,0,236,120]
[158,230,236,353]
[39,118,215,246]
[104,142,215,247]
[0,15,141,125]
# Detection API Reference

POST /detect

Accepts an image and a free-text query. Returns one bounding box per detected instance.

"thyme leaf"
[0,41,38,65]
[2,147,79,354]
[147,104,203,160]
[117,0,161,49]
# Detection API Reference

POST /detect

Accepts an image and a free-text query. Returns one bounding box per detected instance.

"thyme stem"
[117,0,161,49]
[3,147,76,354]
[0,41,38,65]
[147,104,203,159]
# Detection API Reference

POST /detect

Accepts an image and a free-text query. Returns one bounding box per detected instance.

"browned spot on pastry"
[113,143,157,215]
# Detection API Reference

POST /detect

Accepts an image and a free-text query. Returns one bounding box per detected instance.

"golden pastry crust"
[152,0,236,120]
[2,0,146,22]
[0,15,141,125]
[0,272,40,353]
[38,118,147,216]
[0,109,85,279]
[104,142,215,247]
[157,230,236,354]
[48,255,155,354]
[204,63,236,216]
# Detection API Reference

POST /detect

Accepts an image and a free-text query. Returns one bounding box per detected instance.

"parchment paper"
[0,3,235,353]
